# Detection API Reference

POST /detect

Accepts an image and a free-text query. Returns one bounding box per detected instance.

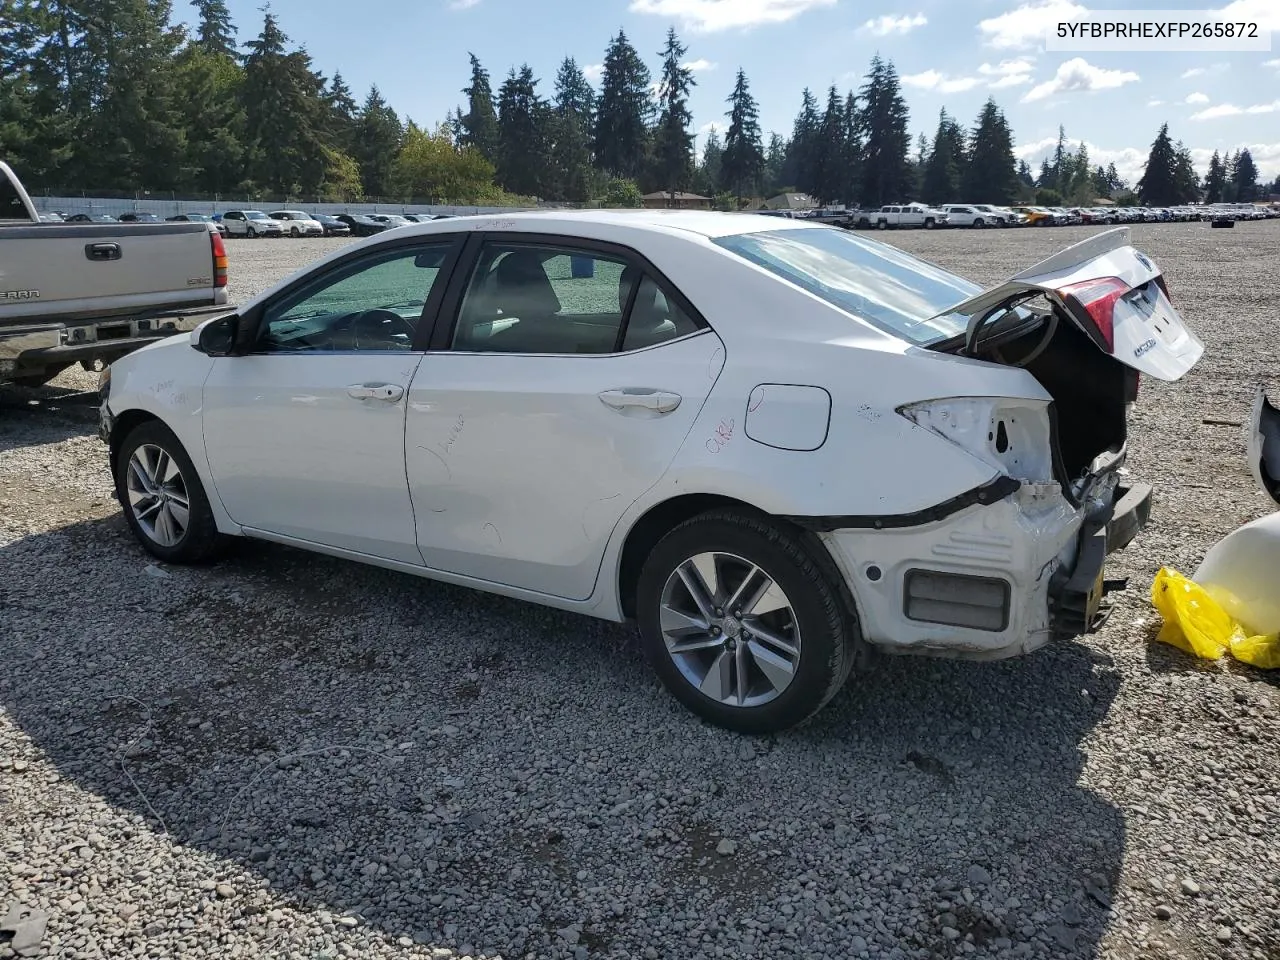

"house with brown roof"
[641,191,713,210]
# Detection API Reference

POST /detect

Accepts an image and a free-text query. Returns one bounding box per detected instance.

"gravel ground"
[3,222,1279,960]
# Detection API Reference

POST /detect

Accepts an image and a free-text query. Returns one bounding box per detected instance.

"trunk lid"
[935,227,1204,382]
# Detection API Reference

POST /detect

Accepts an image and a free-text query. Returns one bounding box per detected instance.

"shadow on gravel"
[2,514,1125,958]
[0,383,100,451]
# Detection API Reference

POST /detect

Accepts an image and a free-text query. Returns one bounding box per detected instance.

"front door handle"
[347,382,404,402]
[598,388,682,414]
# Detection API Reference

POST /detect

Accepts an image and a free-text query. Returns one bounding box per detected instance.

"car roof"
[381,208,830,241]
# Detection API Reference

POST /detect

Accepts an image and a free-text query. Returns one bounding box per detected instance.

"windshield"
[712,227,981,345]
[245,211,268,220]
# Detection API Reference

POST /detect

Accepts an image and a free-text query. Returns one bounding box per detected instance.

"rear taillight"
[210,228,228,288]
[1055,276,1128,352]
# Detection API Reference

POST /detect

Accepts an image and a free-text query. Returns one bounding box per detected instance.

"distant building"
[762,192,818,212]
[641,191,712,210]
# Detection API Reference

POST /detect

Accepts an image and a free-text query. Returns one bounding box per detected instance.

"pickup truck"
[0,160,231,387]
[865,203,948,230]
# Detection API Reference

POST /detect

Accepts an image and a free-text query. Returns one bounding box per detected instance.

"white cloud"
[629,0,836,32]
[1265,59,1280,68]
[448,0,480,8]
[978,0,1088,50]
[1210,0,1280,33]
[582,63,604,82]
[1147,99,1164,107]
[1191,99,1280,120]
[901,70,983,94]
[1181,63,1229,79]
[979,58,1035,88]
[1181,67,1207,78]
[860,13,927,36]
[1185,92,1210,104]
[1022,57,1138,102]
[1015,135,1149,184]
[681,58,717,72]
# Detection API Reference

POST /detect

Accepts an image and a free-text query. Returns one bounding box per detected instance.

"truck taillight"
[1056,276,1128,352]
[211,229,228,288]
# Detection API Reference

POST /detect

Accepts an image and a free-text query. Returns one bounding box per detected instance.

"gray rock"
[1154,905,1174,920]
[967,865,992,887]
[716,839,738,857]
[1181,878,1201,896]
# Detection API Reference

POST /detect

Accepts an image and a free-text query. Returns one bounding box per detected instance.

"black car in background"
[334,214,388,237]
[65,212,119,223]
[314,214,353,237]
[118,212,164,223]
[167,213,228,236]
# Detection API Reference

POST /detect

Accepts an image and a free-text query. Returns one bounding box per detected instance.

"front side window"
[257,244,452,353]
[713,227,984,345]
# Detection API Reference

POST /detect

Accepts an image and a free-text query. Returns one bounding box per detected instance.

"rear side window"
[713,227,982,345]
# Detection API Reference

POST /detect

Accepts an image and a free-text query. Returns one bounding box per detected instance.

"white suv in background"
[941,204,995,228]
[221,210,285,238]
[269,210,325,238]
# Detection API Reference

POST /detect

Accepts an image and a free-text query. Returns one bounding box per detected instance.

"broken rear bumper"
[816,478,1152,661]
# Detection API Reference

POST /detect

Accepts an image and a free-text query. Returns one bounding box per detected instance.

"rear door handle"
[346,382,404,402]
[598,389,682,414]
[85,242,122,262]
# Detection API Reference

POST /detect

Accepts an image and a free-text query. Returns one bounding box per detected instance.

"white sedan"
[97,212,1203,732]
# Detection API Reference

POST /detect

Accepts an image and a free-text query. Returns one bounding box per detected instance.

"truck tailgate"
[0,221,226,323]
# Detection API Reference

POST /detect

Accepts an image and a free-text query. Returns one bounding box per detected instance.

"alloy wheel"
[658,551,801,708]
[126,443,191,548]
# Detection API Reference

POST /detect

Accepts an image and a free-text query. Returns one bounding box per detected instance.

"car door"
[405,234,727,601]
[201,236,463,563]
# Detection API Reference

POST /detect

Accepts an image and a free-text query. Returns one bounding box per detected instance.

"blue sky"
[192,0,1280,185]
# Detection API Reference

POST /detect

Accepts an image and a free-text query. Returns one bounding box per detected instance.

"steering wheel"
[351,309,416,350]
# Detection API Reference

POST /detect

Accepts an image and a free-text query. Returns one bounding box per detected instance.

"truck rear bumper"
[1,306,230,381]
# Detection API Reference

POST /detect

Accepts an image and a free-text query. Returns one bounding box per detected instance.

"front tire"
[115,420,223,564]
[290,226,300,238]
[636,511,857,734]
[923,218,935,229]
[247,226,257,239]
[973,218,984,228]
[876,219,888,230]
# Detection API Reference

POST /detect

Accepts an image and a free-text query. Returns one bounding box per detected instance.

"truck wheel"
[973,218,985,228]
[876,219,888,230]
[115,420,224,564]
[924,218,935,229]
[635,510,858,734]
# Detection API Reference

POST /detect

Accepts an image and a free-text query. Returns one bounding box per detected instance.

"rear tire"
[636,510,857,734]
[876,219,888,230]
[923,218,935,229]
[114,420,224,565]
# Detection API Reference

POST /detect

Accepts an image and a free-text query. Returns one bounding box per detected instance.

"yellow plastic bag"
[1150,567,1280,669]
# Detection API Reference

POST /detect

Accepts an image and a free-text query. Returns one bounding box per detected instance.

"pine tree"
[841,91,861,203]
[810,86,846,203]
[696,128,723,196]
[192,0,237,59]
[1136,122,1178,205]
[1233,148,1258,201]
[721,68,763,200]
[1173,141,1198,203]
[459,53,499,163]
[963,99,1017,204]
[593,29,652,180]
[323,71,359,153]
[651,28,696,198]
[352,85,403,197]
[174,44,245,193]
[1017,159,1035,188]
[1204,150,1227,203]
[496,64,551,197]
[855,55,912,207]
[548,57,594,202]
[920,109,966,205]
[782,88,819,197]
[763,133,786,197]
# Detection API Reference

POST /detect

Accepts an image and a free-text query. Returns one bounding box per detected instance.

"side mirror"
[194,313,239,356]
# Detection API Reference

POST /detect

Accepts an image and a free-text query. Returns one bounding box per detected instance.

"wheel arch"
[108,408,162,474]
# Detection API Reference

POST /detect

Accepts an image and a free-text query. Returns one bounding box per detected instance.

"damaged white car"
[97,213,1202,733]
[1191,387,1280,637]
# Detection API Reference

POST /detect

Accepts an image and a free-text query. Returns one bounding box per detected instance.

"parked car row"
[834,200,1277,231]
[33,208,457,237]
